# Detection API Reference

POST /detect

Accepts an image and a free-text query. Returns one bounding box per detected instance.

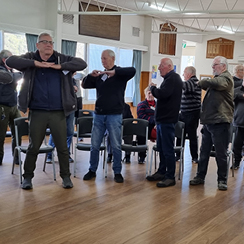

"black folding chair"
[149,121,185,180]
[12,117,56,184]
[73,116,106,177]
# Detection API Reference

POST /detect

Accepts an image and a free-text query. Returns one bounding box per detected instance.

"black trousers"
[176,110,200,160]
[233,126,244,165]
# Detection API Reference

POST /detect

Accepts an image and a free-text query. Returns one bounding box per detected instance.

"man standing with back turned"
[6,33,87,189]
[82,49,136,183]
[146,58,183,187]
[189,56,234,191]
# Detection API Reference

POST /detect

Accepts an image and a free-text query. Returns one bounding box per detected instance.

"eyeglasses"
[38,40,54,45]
[212,63,223,68]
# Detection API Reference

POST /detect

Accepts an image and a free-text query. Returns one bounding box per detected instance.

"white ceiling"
[59,0,244,35]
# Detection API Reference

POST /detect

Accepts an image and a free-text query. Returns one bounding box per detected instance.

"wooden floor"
[0,137,244,244]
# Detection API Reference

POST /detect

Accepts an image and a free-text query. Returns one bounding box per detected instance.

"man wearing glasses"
[189,56,234,191]
[6,32,87,189]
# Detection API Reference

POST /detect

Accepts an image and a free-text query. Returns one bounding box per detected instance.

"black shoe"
[157,178,176,187]
[114,173,124,183]
[22,178,33,190]
[138,157,145,164]
[175,156,180,162]
[230,164,240,170]
[107,154,112,163]
[62,177,73,188]
[69,156,74,163]
[189,176,205,185]
[218,181,227,191]
[146,172,165,181]
[125,155,131,164]
[192,158,198,164]
[83,170,96,180]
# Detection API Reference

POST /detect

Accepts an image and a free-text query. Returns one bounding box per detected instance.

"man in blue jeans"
[82,49,136,183]
[146,58,182,187]
[189,56,234,191]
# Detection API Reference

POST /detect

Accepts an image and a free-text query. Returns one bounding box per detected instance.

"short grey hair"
[234,64,244,74]
[0,49,12,65]
[214,56,228,70]
[37,32,52,43]
[103,49,115,59]
[185,66,196,76]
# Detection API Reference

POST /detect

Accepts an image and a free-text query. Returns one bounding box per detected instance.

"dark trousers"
[156,123,176,179]
[233,126,244,165]
[197,123,230,182]
[0,105,21,163]
[23,110,70,179]
[176,110,200,160]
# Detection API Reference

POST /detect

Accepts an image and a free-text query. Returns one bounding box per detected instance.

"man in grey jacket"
[6,33,87,189]
[190,56,234,191]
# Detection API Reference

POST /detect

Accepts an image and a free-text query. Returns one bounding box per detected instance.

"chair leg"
[12,148,17,175]
[104,149,108,178]
[74,147,77,177]
[18,151,23,184]
[231,152,234,177]
[51,152,56,181]
[43,153,47,172]
[149,149,154,175]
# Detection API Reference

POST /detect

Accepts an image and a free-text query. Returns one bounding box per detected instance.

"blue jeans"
[89,114,122,174]
[156,123,176,179]
[47,112,75,157]
[197,123,230,182]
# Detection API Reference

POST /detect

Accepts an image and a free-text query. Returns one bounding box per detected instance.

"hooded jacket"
[6,50,87,116]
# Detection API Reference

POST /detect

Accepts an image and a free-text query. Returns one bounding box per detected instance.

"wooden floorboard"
[0,138,244,244]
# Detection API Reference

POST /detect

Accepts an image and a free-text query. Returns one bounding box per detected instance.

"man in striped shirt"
[176,66,201,163]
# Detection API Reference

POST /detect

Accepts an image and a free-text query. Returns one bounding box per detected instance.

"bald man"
[146,58,183,187]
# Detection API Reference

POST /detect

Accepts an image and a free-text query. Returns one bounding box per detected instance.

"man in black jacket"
[6,33,87,189]
[0,49,22,165]
[82,49,136,183]
[146,58,183,187]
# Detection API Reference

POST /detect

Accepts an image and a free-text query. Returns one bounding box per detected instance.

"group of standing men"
[0,31,240,192]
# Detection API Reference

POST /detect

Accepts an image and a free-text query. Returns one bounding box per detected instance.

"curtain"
[132,50,142,106]
[25,33,38,52]
[61,40,77,55]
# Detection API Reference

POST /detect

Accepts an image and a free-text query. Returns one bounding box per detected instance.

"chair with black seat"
[149,121,185,180]
[118,118,149,176]
[12,117,56,184]
[209,124,236,179]
[73,116,106,177]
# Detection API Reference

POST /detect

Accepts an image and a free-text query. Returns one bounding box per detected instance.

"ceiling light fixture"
[217,26,234,34]
[148,3,171,12]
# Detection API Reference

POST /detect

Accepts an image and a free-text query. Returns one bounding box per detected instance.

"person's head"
[0,49,12,67]
[158,58,174,77]
[144,86,154,101]
[101,49,115,70]
[36,33,54,59]
[183,66,196,81]
[211,56,228,76]
[234,64,244,79]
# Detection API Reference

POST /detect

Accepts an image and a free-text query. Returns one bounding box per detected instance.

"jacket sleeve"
[114,67,136,81]
[60,55,87,72]
[199,75,232,91]
[150,79,175,100]
[0,69,13,84]
[82,74,97,89]
[234,86,244,101]
[6,53,36,71]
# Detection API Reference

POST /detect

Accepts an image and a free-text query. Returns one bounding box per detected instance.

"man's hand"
[91,70,102,77]
[73,86,78,93]
[149,82,156,87]
[100,69,115,78]
[34,61,61,69]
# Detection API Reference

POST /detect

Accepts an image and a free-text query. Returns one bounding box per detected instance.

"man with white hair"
[233,64,244,88]
[190,56,234,191]
[146,58,183,187]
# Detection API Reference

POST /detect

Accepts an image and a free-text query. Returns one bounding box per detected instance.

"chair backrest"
[77,116,93,138]
[175,121,185,139]
[122,118,149,139]
[14,117,29,146]
[78,109,94,118]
